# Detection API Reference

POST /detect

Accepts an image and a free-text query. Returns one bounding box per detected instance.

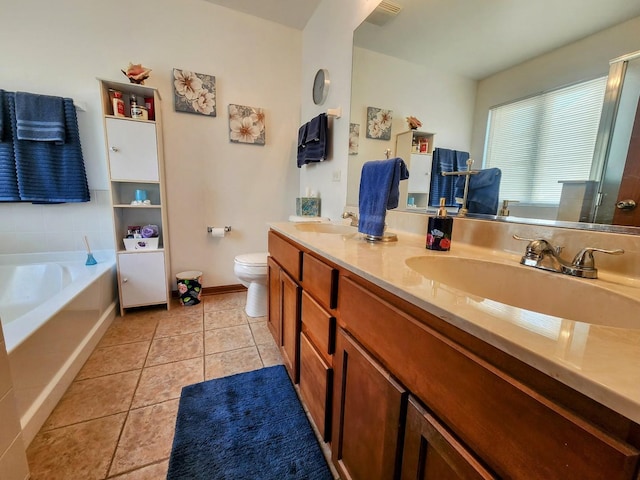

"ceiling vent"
[365,1,402,26]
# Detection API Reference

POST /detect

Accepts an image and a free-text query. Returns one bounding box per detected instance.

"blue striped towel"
[0,90,20,201]
[297,113,328,167]
[15,91,66,143]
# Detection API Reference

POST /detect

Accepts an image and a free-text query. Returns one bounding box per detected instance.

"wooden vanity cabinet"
[331,328,407,480]
[402,397,496,480]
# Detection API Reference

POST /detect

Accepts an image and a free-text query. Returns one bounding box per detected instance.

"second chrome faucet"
[513,235,624,279]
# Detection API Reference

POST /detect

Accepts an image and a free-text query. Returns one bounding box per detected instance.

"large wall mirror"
[347,0,640,233]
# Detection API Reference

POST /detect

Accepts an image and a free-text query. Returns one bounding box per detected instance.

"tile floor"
[25,292,284,480]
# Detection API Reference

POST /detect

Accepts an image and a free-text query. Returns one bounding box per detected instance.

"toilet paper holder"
[207,226,232,233]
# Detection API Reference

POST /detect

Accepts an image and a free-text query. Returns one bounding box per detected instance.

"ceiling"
[203,0,640,79]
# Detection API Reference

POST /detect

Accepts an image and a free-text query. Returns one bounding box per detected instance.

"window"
[483,77,607,205]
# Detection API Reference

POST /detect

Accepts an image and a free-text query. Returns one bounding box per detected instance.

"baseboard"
[172,284,246,298]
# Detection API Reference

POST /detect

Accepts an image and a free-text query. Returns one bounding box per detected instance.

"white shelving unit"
[396,130,435,209]
[99,79,171,315]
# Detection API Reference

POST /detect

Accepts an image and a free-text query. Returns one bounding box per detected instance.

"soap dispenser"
[426,198,453,251]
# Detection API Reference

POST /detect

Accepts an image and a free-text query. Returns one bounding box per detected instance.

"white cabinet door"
[408,153,432,194]
[106,118,159,181]
[118,252,166,307]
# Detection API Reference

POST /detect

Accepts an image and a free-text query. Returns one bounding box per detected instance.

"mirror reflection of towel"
[454,168,502,215]
[429,148,469,207]
[358,157,409,237]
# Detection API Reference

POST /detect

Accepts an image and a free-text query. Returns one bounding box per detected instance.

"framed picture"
[366,107,392,140]
[349,123,360,155]
[173,68,216,116]
[228,104,266,146]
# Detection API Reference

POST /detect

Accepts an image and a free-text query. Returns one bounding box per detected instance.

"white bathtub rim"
[1,255,116,353]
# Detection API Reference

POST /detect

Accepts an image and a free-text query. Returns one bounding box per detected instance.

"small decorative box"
[296,197,321,217]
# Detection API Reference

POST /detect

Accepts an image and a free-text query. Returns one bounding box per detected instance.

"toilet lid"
[235,252,268,267]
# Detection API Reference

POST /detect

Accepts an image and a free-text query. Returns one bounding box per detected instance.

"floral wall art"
[173,68,216,116]
[349,123,360,155]
[366,107,393,140]
[228,104,266,146]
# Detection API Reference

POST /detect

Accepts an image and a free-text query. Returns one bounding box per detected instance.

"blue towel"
[14,97,90,203]
[454,168,502,215]
[429,148,470,207]
[0,91,20,201]
[15,91,66,143]
[358,157,409,237]
[297,113,328,167]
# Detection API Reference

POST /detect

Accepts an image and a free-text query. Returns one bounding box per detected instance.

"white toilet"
[233,252,269,317]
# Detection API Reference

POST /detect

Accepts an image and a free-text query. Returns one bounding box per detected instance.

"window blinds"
[484,76,607,205]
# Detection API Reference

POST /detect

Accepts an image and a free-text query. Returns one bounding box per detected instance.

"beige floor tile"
[146,331,203,366]
[204,308,248,330]
[77,341,150,380]
[99,316,158,347]
[109,399,180,476]
[247,314,267,323]
[43,371,140,430]
[258,342,284,367]
[155,313,203,338]
[249,320,274,345]
[107,459,169,479]
[204,324,255,355]
[204,346,263,379]
[132,357,203,408]
[27,413,126,480]
[203,291,247,312]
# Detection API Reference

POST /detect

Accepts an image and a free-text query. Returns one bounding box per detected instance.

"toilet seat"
[234,252,268,267]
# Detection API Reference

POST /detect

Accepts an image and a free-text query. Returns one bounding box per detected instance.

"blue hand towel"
[14,97,90,203]
[0,89,4,141]
[297,113,328,167]
[358,157,409,237]
[15,91,65,143]
[454,168,502,214]
[0,91,20,201]
[429,148,470,207]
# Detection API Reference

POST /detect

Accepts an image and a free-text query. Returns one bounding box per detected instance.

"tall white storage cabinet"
[99,79,171,315]
[396,130,435,209]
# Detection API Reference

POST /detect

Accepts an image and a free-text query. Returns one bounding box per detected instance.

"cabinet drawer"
[301,291,335,364]
[268,231,301,280]
[302,252,338,309]
[299,332,332,442]
[339,276,640,480]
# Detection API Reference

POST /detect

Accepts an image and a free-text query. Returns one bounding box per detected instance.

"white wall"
[347,47,477,205]
[0,0,302,287]
[299,0,379,220]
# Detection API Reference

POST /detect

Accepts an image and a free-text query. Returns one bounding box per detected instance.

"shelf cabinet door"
[118,252,167,308]
[106,118,159,181]
[332,328,407,480]
[407,153,432,194]
[402,397,496,480]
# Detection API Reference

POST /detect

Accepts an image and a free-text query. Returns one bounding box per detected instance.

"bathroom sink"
[294,223,357,235]
[405,255,640,329]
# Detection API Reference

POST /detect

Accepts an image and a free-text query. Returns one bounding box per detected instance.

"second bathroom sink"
[405,255,640,329]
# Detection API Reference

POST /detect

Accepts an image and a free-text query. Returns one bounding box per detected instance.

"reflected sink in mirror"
[294,223,357,235]
[405,255,640,329]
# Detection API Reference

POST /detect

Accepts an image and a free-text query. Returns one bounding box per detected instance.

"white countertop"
[270,221,640,424]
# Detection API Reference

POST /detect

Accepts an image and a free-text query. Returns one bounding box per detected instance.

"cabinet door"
[280,269,300,383]
[299,332,332,441]
[106,118,159,181]
[267,257,282,345]
[402,397,496,480]
[332,328,407,480]
[407,154,432,194]
[118,252,167,307]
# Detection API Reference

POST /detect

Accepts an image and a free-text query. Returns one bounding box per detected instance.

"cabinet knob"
[122,278,128,283]
[110,146,120,152]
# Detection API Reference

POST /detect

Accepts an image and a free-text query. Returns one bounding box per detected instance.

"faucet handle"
[571,247,624,269]
[513,235,562,256]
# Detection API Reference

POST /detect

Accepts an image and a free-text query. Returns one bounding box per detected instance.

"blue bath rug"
[167,365,333,480]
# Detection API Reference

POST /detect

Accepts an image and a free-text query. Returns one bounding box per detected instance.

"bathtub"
[0,251,117,445]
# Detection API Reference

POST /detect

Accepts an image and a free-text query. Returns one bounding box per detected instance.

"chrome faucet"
[513,235,624,279]
[342,211,359,227]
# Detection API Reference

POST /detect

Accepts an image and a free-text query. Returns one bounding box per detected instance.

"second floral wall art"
[173,68,216,116]
[228,104,266,146]
[366,107,393,140]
